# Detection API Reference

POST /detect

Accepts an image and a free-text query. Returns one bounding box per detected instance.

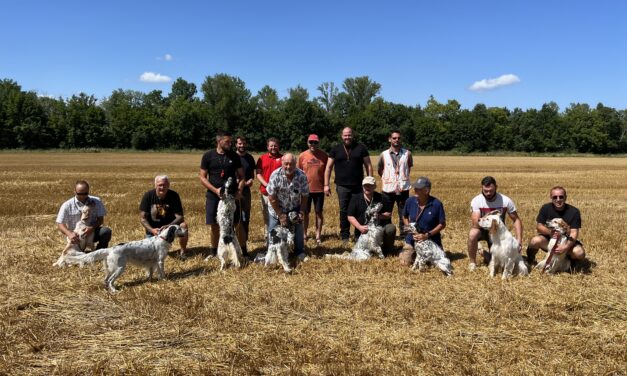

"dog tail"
[65,247,111,265]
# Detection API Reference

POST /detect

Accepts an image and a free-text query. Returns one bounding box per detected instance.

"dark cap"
[412,176,431,189]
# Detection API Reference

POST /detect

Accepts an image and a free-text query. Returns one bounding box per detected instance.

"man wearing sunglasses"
[527,186,585,264]
[56,180,111,250]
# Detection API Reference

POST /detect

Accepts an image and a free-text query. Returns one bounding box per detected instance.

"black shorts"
[205,193,241,225]
[306,192,325,213]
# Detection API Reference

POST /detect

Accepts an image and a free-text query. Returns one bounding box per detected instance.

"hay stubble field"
[0,152,625,375]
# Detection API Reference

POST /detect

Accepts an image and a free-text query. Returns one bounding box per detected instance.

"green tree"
[168,77,197,102]
[65,93,109,148]
[201,73,252,134]
[316,82,338,113]
[342,76,381,112]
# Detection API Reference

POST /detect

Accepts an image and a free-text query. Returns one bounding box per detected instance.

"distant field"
[1,152,625,375]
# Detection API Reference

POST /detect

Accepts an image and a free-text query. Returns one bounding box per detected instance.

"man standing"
[298,134,328,246]
[467,176,523,271]
[377,130,413,233]
[267,153,309,261]
[347,176,396,255]
[526,186,586,264]
[139,175,188,257]
[235,136,255,257]
[324,127,373,245]
[199,132,245,257]
[256,137,283,243]
[56,180,111,250]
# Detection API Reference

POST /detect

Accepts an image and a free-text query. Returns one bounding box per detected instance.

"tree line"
[1,75,626,153]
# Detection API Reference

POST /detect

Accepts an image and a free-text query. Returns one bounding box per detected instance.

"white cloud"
[469,74,520,92]
[156,53,173,61]
[139,72,172,83]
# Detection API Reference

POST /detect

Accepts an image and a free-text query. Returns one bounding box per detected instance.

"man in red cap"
[298,134,328,245]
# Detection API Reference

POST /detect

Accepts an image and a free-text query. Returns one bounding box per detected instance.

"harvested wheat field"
[1,152,626,375]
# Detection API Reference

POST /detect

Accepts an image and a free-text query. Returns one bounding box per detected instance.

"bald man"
[266,153,310,261]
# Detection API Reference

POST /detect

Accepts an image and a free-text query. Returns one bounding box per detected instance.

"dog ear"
[165,226,177,243]
[489,219,497,235]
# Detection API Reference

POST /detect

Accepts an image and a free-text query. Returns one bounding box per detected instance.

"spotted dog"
[403,223,453,276]
[53,204,95,267]
[326,202,384,261]
[265,211,299,273]
[477,210,529,279]
[208,177,244,271]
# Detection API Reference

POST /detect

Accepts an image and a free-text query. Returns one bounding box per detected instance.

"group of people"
[56,128,586,270]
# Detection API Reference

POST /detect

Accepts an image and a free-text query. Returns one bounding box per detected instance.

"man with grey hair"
[267,153,310,261]
[140,175,189,257]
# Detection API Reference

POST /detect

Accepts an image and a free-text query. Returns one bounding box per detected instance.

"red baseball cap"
[307,134,319,142]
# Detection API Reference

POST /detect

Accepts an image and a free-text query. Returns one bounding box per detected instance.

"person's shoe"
[178,250,188,260]
[253,252,266,264]
[342,238,350,247]
[469,262,477,272]
[296,253,308,262]
[316,238,322,246]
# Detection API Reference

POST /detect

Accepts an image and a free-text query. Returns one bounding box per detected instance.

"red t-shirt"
[298,149,328,193]
[256,153,283,195]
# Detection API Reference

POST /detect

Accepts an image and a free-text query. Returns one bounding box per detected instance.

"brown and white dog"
[477,210,528,279]
[536,218,571,274]
[53,204,95,267]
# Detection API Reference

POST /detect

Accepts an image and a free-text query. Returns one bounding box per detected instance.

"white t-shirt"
[470,193,517,220]
[56,196,107,230]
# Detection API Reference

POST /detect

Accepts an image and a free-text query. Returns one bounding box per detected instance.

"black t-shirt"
[536,203,581,229]
[328,142,369,186]
[239,152,256,193]
[139,189,183,229]
[200,149,242,197]
[348,191,383,237]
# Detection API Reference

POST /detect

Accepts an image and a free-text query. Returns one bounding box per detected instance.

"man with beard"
[377,130,413,236]
[199,131,245,258]
[235,136,255,258]
[467,176,523,271]
[324,127,373,246]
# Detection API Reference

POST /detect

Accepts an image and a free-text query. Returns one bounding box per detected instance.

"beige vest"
[380,148,411,193]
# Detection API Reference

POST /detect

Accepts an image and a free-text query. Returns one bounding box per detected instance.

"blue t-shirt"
[402,195,446,247]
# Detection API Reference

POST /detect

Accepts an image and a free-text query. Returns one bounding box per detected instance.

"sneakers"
[342,238,350,247]
[296,253,308,262]
[468,262,477,272]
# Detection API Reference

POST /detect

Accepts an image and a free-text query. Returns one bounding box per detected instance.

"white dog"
[265,211,299,273]
[403,224,453,276]
[53,204,95,267]
[326,203,384,261]
[55,225,186,292]
[209,177,244,271]
[536,218,572,274]
[477,210,528,279]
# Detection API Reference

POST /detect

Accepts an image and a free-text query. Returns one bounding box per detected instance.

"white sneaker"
[468,262,477,272]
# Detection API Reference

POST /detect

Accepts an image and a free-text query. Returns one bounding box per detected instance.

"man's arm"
[140,211,159,235]
[536,222,551,236]
[348,215,367,234]
[236,166,245,199]
[363,155,373,176]
[509,211,523,246]
[376,154,384,177]
[470,210,481,229]
[199,168,220,196]
[323,157,335,196]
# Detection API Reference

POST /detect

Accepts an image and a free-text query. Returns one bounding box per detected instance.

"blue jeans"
[268,214,305,256]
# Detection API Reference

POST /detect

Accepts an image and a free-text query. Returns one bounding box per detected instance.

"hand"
[279,213,288,226]
[151,227,161,236]
[298,211,305,222]
[359,224,369,234]
[84,227,95,236]
[246,179,253,187]
[324,185,331,197]
[68,232,80,244]
[413,233,428,242]
[555,244,570,255]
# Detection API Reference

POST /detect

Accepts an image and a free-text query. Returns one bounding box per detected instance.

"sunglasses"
[391,137,401,140]
[76,192,89,196]
[551,195,565,200]
[308,141,319,144]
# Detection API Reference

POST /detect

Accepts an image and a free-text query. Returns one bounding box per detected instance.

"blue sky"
[1,0,626,110]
